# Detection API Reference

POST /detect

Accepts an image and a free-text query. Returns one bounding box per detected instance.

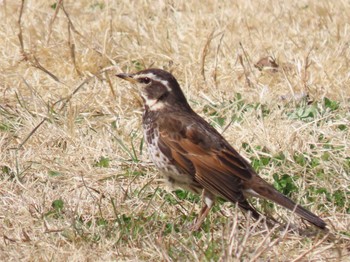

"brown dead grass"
[0,0,349,261]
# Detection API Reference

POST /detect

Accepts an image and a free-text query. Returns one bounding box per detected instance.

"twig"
[68,23,81,75]
[17,0,26,59]
[104,70,116,100]
[201,29,215,82]
[281,64,302,106]
[21,77,47,108]
[43,219,65,233]
[54,77,90,110]
[239,42,255,75]
[31,56,61,83]
[46,0,63,45]
[291,232,330,262]
[16,66,114,152]
[61,1,83,37]
[238,42,254,88]
[302,48,313,94]
[17,118,47,150]
[213,32,225,87]
[250,222,292,262]
[238,54,251,88]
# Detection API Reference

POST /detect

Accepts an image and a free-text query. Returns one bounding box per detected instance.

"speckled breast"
[143,122,178,174]
[143,121,201,194]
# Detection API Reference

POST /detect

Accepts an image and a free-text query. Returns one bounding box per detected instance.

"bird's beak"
[116,73,138,84]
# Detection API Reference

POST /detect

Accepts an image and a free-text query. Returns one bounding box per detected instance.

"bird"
[116,68,327,231]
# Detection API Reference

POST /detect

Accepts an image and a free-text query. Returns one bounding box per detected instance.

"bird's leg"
[191,189,215,231]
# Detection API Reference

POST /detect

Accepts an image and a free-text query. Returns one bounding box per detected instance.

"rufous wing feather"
[158,115,326,229]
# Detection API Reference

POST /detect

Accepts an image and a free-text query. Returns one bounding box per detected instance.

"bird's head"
[116,68,191,111]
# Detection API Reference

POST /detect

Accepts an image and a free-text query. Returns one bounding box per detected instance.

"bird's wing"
[157,115,256,203]
[158,115,327,229]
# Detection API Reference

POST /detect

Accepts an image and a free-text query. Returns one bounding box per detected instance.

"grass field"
[1,0,349,261]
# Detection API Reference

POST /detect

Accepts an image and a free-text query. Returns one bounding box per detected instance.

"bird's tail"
[248,183,327,229]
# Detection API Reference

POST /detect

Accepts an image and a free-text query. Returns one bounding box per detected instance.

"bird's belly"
[147,141,188,181]
[145,132,201,193]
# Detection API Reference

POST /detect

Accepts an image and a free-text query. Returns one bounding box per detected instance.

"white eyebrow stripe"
[134,73,171,92]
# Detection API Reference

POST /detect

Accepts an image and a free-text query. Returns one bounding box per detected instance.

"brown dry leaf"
[255,56,279,72]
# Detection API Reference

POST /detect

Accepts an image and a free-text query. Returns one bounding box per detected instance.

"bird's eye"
[140,77,151,84]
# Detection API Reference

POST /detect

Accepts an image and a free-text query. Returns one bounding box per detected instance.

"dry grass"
[1,0,349,261]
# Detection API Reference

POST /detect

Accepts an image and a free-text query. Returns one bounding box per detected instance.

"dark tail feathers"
[256,186,327,229]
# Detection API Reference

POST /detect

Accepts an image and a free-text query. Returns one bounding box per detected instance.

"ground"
[0,0,349,261]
